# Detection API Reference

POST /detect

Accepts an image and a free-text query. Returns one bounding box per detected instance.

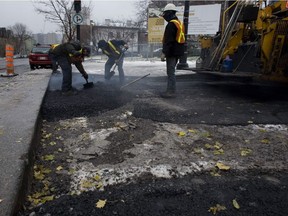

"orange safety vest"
[170,19,185,44]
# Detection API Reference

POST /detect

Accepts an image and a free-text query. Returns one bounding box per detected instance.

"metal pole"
[176,0,189,69]
[77,25,80,41]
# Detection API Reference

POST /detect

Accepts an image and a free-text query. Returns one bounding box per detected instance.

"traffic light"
[74,0,81,13]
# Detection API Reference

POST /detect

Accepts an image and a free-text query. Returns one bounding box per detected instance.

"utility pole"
[74,0,81,41]
[177,0,189,69]
[90,20,94,55]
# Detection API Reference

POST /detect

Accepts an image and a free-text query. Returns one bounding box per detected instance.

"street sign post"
[74,0,81,41]
[73,14,83,25]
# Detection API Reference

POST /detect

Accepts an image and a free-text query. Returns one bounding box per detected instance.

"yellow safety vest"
[51,44,59,49]
[104,41,120,56]
[170,20,185,44]
[69,48,83,57]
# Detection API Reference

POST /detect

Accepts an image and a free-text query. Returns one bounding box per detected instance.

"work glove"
[161,53,166,62]
[82,71,88,80]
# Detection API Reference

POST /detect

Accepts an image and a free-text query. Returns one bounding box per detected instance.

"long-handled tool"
[83,77,94,89]
[107,50,126,80]
[120,73,150,90]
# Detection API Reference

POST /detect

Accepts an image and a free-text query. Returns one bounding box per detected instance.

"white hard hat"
[163,3,177,12]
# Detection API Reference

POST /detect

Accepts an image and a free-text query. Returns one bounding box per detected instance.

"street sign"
[73,14,83,25]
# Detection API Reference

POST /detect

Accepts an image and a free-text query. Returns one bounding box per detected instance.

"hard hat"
[163,3,177,12]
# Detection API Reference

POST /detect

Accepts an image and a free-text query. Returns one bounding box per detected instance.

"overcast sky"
[0,0,137,34]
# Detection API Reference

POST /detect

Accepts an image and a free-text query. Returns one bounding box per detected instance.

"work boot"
[106,71,115,80]
[61,88,78,96]
[160,91,176,98]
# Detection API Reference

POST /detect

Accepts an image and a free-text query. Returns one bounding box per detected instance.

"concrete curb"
[0,70,51,216]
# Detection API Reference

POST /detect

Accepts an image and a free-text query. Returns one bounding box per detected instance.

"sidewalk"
[0,69,51,216]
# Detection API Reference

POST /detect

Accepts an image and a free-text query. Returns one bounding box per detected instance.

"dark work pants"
[166,56,178,93]
[49,53,58,72]
[105,56,124,82]
[56,55,72,92]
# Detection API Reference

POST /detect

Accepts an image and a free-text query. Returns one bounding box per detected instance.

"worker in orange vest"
[160,3,185,98]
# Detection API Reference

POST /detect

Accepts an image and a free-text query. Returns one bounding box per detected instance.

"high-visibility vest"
[51,44,59,49]
[170,19,185,44]
[104,41,120,56]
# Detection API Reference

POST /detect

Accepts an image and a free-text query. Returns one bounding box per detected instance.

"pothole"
[41,85,134,121]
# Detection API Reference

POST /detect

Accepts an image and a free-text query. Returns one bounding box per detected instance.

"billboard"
[148,4,221,40]
[148,8,165,43]
[187,4,221,35]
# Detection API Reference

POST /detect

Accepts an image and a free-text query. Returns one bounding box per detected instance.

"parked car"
[28,45,52,70]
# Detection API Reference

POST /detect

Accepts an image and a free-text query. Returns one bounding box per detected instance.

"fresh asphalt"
[1,58,288,215]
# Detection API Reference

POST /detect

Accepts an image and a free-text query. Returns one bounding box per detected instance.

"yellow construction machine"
[199,0,288,83]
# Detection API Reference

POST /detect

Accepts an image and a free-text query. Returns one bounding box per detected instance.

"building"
[80,20,140,55]
[32,33,62,45]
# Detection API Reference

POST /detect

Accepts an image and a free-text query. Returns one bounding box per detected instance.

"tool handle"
[120,73,150,90]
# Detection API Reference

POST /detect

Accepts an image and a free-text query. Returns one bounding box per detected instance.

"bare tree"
[33,0,92,42]
[10,23,32,55]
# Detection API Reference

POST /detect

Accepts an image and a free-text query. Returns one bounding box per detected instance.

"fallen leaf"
[214,142,223,149]
[261,139,270,144]
[81,180,95,189]
[96,199,107,208]
[204,144,213,149]
[0,199,3,203]
[49,141,56,146]
[94,175,101,181]
[214,149,224,155]
[178,131,186,136]
[56,166,63,171]
[240,148,252,156]
[34,171,45,180]
[210,168,221,177]
[216,162,230,171]
[247,120,254,124]
[42,155,55,161]
[188,129,197,134]
[193,148,202,154]
[233,199,240,209]
[208,204,226,215]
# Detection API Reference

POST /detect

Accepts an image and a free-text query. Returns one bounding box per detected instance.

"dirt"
[18,77,288,216]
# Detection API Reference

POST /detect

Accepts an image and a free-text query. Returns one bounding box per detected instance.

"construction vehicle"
[197,0,288,83]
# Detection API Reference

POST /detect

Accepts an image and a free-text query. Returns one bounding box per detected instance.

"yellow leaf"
[178,131,186,136]
[214,149,224,155]
[96,199,107,208]
[96,182,103,189]
[261,139,270,144]
[49,141,56,146]
[43,133,52,139]
[34,171,45,180]
[94,175,101,181]
[210,169,221,177]
[56,166,63,171]
[214,142,223,149]
[233,199,240,209]
[216,162,230,171]
[193,148,202,154]
[58,148,63,152]
[188,129,197,134]
[42,155,55,161]
[208,204,226,215]
[40,195,54,204]
[81,180,94,188]
[240,148,252,156]
[204,144,213,149]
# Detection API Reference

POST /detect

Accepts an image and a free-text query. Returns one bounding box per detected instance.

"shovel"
[83,78,94,89]
[107,50,126,80]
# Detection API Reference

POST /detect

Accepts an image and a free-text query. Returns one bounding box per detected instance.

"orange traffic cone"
[1,44,18,77]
